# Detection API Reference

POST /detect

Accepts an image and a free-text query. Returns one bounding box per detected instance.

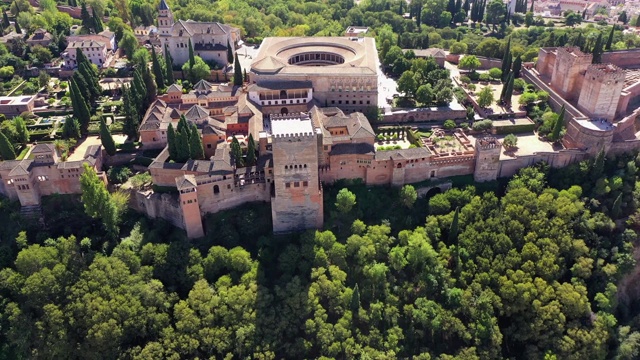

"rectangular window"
[303,181,308,187]
[285,182,291,188]
[294,182,300,187]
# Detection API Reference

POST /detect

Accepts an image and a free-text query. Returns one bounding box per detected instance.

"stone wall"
[602,49,640,69]
[129,190,185,229]
[382,106,467,122]
[498,150,587,178]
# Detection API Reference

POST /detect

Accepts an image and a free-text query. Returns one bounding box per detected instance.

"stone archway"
[281,107,289,114]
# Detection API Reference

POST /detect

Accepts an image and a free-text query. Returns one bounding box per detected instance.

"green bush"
[479,73,490,81]
[444,119,457,130]
[132,156,153,166]
[472,119,493,131]
[107,166,133,184]
[494,122,536,134]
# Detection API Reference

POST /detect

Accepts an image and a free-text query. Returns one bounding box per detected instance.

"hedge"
[131,156,153,166]
[406,130,422,147]
[494,122,536,134]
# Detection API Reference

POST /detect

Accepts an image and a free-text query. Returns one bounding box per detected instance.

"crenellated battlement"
[557,46,593,62]
[585,64,626,82]
[270,112,316,140]
[476,136,501,150]
[272,132,316,139]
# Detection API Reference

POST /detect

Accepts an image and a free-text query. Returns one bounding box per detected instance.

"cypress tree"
[636,15,640,27]
[605,26,614,50]
[70,78,91,132]
[177,114,187,133]
[62,116,81,139]
[350,284,361,313]
[529,0,534,13]
[447,0,456,15]
[574,32,583,50]
[592,148,605,179]
[512,55,522,78]
[0,130,15,160]
[592,32,603,64]
[79,62,100,103]
[399,0,404,14]
[233,53,243,86]
[92,8,103,33]
[463,0,470,13]
[72,71,91,104]
[246,133,256,166]
[122,86,139,139]
[612,193,622,219]
[455,0,462,14]
[551,105,565,141]
[164,45,175,85]
[81,3,92,32]
[176,127,190,163]
[188,39,195,68]
[141,65,157,105]
[99,119,116,156]
[504,72,514,105]
[151,46,165,89]
[227,40,233,64]
[501,37,511,81]
[167,123,177,160]
[188,123,204,160]
[14,20,20,35]
[231,136,243,167]
[448,206,460,243]
[2,12,9,29]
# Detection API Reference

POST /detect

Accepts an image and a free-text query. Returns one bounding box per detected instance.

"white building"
[156,0,241,68]
[62,40,108,69]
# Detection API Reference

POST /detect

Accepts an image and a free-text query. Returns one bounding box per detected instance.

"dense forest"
[2,150,640,359]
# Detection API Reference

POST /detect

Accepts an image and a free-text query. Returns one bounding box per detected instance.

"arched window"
[397,163,402,168]
[214,185,220,194]
[280,90,287,98]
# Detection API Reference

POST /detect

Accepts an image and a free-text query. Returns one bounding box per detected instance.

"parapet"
[585,64,626,82]
[557,46,593,62]
[271,112,316,139]
[476,136,501,150]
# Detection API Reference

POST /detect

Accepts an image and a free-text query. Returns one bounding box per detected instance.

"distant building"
[156,0,240,67]
[403,48,446,67]
[0,95,36,117]
[0,143,104,207]
[62,40,108,69]
[67,30,117,52]
[344,26,369,40]
[26,29,53,48]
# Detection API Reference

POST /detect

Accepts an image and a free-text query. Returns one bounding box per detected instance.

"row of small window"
[285,181,308,188]
[330,87,372,92]
[284,164,307,170]
[331,100,370,105]
[356,159,371,164]
[264,99,305,106]
[183,198,198,204]
[17,184,30,190]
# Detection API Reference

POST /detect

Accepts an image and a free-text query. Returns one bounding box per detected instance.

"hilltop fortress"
[3,40,640,238]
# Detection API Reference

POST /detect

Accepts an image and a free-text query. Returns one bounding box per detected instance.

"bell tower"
[157,0,174,36]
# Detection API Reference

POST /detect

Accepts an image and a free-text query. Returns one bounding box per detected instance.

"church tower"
[157,0,174,36]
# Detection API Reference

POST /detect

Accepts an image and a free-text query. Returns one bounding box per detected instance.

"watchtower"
[577,64,625,121]
[551,47,593,100]
[270,113,323,233]
[473,136,502,182]
[176,175,204,239]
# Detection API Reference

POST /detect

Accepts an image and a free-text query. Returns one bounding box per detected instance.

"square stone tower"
[577,64,625,121]
[551,47,593,100]
[270,113,324,233]
[473,137,502,182]
[176,174,205,239]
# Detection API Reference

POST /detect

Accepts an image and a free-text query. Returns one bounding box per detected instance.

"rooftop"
[271,113,314,137]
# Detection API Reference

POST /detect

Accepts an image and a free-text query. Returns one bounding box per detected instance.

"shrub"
[107,166,133,184]
[443,119,456,130]
[503,133,518,148]
[460,75,471,84]
[472,119,493,131]
[468,84,476,91]
[468,71,480,81]
[513,78,526,91]
[460,122,469,130]
[519,92,538,106]
[479,73,490,81]
[488,68,502,80]
[536,90,550,102]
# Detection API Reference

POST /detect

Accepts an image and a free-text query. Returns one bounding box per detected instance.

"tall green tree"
[81,3,93,32]
[151,46,165,89]
[70,77,91,133]
[188,39,195,68]
[80,163,121,237]
[92,8,103,33]
[551,105,565,141]
[164,44,175,85]
[336,188,356,214]
[167,123,177,160]
[400,184,417,208]
[62,116,81,139]
[592,32,603,64]
[227,40,233,64]
[121,85,139,140]
[350,284,361,313]
[99,119,116,156]
[0,130,15,160]
[188,123,204,160]
[592,148,605,179]
[246,133,256,166]
[79,62,100,103]
[512,55,522,78]
[605,26,614,51]
[230,135,243,167]
[13,116,28,146]
[234,53,243,86]
[501,37,512,82]
[2,11,9,29]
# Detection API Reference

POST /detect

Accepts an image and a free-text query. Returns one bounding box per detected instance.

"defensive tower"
[551,47,592,100]
[176,174,205,239]
[270,113,323,233]
[577,64,626,121]
[473,136,502,182]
